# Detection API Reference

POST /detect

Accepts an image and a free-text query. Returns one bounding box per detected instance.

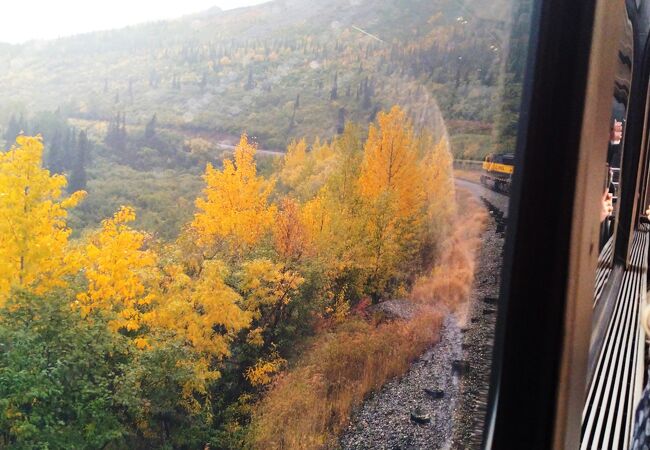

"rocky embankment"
[339,186,507,450]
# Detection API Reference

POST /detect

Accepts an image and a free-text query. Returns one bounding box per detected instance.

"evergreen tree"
[145,113,157,142]
[68,130,88,192]
[4,115,20,145]
[362,77,373,110]
[337,107,345,134]
[65,126,77,169]
[492,0,533,154]
[330,72,338,100]
[105,112,128,159]
[45,131,65,173]
[245,66,254,90]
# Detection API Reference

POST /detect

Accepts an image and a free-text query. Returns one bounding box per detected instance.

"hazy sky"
[0,0,269,44]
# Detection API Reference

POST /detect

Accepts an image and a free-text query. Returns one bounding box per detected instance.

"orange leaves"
[358,105,425,220]
[192,134,276,253]
[273,197,307,260]
[0,136,86,303]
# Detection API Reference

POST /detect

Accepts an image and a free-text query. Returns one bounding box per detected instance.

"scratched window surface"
[0,0,530,448]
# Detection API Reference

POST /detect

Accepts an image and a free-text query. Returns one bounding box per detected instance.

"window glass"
[0,0,532,448]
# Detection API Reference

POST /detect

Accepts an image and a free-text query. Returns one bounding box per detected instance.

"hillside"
[0,0,510,151]
[0,0,517,239]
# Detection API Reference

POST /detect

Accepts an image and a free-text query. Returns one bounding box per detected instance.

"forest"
[0,0,521,237]
[0,0,525,239]
[0,106,475,448]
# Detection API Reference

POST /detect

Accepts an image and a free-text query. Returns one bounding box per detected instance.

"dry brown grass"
[250,189,487,450]
[411,189,488,325]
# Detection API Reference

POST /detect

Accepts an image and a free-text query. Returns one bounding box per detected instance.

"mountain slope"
[0,0,510,150]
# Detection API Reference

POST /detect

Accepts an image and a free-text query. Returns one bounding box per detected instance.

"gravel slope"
[339,314,462,450]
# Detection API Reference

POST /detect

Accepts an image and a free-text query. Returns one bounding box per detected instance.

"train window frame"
[483,0,629,448]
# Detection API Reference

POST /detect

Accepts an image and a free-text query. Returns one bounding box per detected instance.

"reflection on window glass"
[0,0,530,448]
[583,4,649,450]
[599,14,633,254]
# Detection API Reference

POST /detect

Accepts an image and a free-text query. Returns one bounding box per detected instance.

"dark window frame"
[482,0,620,448]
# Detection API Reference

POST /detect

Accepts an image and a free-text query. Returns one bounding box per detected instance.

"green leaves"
[0,290,128,449]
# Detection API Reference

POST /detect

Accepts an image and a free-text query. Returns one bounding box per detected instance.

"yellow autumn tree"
[300,187,364,268]
[192,134,276,253]
[327,122,364,204]
[422,135,456,236]
[300,191,333,258]
[358,106,425,219]
[357,106,427,297]
[240,259,304,324]
[303,138,336,198]
[280,138,337,200]
[76,206,157,336]
[273,197,307,261]
[151,259,252,362]
[0,136,85,303]
[280,138,308,191]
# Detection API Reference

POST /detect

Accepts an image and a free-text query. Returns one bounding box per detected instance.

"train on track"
[480,153,515,194]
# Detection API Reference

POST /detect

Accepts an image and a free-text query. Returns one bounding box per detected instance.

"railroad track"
[450,182,507,449]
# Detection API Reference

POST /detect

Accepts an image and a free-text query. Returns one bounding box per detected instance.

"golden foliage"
[423,135,456,233]
[273,197,307,261]
[359,105,425,220]
[0,136,85,303]
[192,134,276,252]
[246,350,287,386]
[4,107,460,448]
[153,259,252,360]
[280,138,308,191]
[76,206,157,333]
[240,259,304,320]
[280,138,337,200]
[357,106,428,295]
[251,191,485,450]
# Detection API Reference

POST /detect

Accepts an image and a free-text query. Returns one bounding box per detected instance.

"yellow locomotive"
[480,153,515,193]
